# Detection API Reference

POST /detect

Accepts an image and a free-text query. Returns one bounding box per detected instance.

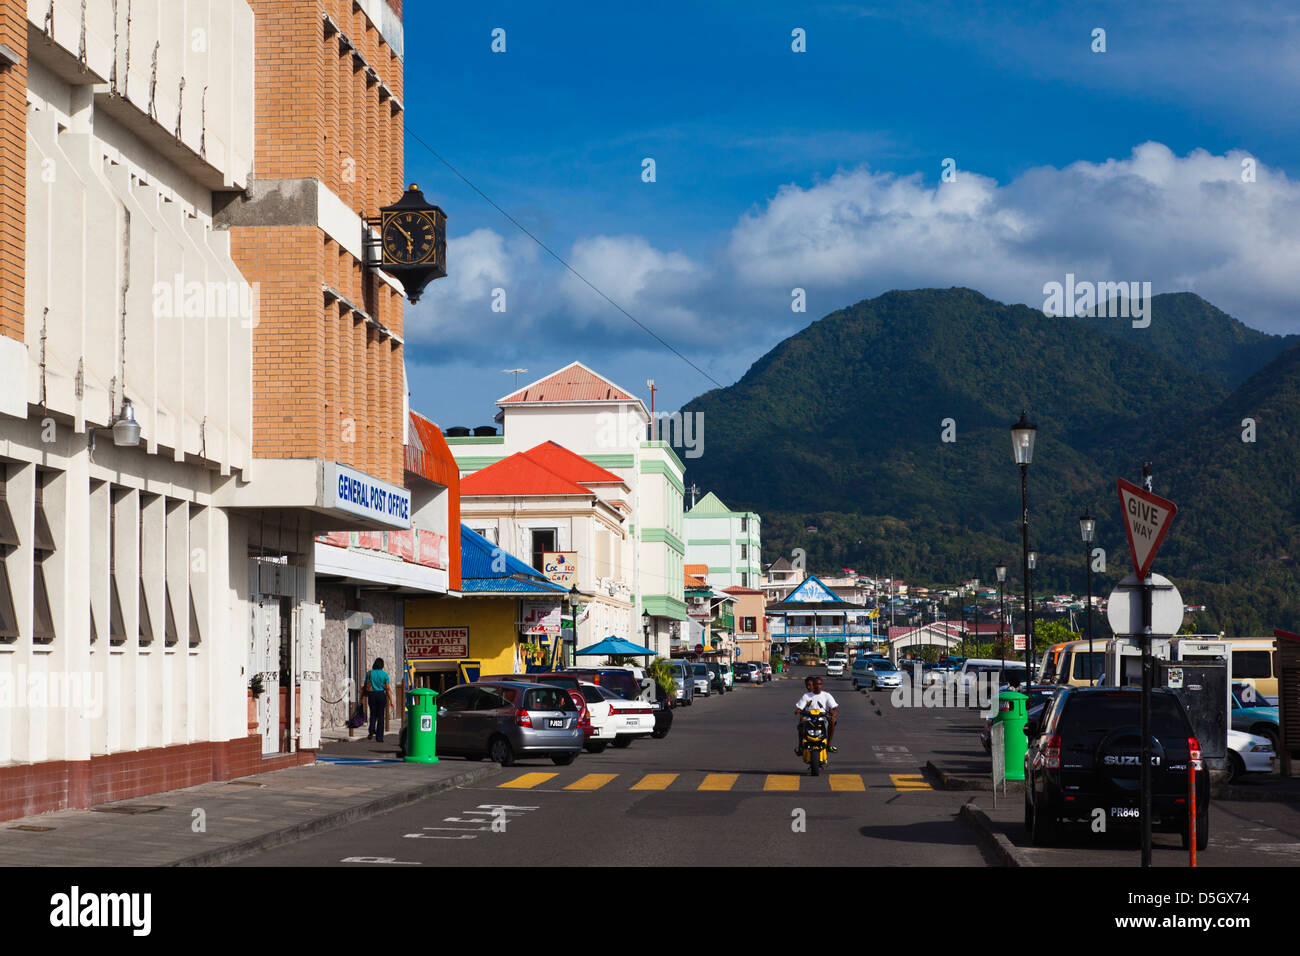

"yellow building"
[402,526,570,692]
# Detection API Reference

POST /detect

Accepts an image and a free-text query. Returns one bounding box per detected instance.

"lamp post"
[562,585,582,669]
[995,562,1007,676]
[1011,411,1037,682]
[642,609,651,649]
[1027,549,1038,675]
[1079,510,1096,684]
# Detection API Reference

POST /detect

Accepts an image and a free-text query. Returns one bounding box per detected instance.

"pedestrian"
[366,658,392,743]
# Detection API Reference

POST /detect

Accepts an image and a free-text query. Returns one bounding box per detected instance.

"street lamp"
[1079,510,1096,684]
[1027,550,1038,673]
[561,585,583,669]
[995,561,1007,677]
[1011,411,1037,682]
[642,609,651,647]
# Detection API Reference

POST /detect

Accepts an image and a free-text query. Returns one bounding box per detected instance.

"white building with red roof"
[458,441,635,653]
[445,362,687,657]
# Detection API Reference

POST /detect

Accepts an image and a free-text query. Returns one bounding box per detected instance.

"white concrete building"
[684,491,761,589]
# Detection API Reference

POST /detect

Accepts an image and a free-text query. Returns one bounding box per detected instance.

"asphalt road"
[234,667,996,866]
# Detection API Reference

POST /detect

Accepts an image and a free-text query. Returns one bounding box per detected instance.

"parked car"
[702,660,728,694]
[663,660,695,706]
[826,657,848,677]
[1230,682,1279,752]
[733,662,751,683]
[850,658,876,690]
[562,667,650,702]
[1226,729,1276,782]
[759,662,773,682]
[855,657,903,691]
[648,679,674,739]
[688,662,712,697]
[744,662,764,684]
[576,681,656,750]
[433,681,583,766]
[1024,686,1209,850]
[719,662,735,689]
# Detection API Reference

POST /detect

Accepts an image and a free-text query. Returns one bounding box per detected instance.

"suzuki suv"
[1024,686,1208,850]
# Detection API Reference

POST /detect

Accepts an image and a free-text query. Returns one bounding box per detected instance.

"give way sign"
[1116,478,1177,579]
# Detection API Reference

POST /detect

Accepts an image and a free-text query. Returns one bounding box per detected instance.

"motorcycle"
[800,707,830,776]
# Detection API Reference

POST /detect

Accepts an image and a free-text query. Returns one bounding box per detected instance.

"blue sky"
[399,1,1300,427]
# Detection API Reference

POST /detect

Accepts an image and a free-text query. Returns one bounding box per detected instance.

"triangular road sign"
[1116,478,1178,579]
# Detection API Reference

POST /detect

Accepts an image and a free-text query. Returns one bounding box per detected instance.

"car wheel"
[489,736,515,767]
[584,740,608,754]
[1257,726,1280,754]
[551,752,578,766]
[1226,751,1245,784]
[611,736,633,749]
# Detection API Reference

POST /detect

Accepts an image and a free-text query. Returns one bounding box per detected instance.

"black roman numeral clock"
[366,184,448,303]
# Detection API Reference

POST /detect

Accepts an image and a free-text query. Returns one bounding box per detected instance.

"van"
[1228,638,1277,702]
[1038,643,1071,684]
[1054,639,1106,687]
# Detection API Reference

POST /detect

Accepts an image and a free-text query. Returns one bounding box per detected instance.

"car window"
[1233,651,1272,679]
[692,664,708,676]
[1071,652,1104,681]
[579,684,606,703]
[438,687,474,712]
[496,687,519,705]
[1057,693,1191,738]
[526,687,574,711]
[472,688,510,710]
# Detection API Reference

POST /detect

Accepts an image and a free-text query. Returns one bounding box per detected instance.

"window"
[743,617,756,633]
[109,490,127,645]
[32,471,56,643]
[526,687,573,711]
[530,528,556,573]
[0,466,17,642]
[740,517,748,532]
[471,525,497,545]
[740,544,748,560]
[1233,651,1272,679]
[438,687,474,712]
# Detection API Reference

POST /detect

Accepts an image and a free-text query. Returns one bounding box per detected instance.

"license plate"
[548,718,564,728]
[625,719,639,726]
[1109,807,1140,818]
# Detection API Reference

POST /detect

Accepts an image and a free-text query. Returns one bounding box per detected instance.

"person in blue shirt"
[366,658,392,742]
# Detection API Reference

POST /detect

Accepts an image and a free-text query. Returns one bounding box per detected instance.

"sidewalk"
[0,736,503,867]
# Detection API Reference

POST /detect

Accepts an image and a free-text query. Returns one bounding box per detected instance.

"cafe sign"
[543,552,577,587]
[521,602,563,636]
[404,626,468,659]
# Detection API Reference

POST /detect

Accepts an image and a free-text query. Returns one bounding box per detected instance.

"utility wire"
[403,125,725,391]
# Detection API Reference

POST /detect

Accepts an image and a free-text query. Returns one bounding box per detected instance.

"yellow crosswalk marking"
[763,774,800,791]
[698,773,739,791]
[630,773,679,791]
[890,774,932,791]
[564,773,619,791]
[498,772,558,789]
[828,774,866,791]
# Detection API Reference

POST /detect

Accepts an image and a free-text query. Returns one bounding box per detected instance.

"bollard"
[1188,736,1201,867]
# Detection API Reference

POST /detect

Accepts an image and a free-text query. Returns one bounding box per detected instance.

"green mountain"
[681,288,1299,634]
[1078,292,1300,387]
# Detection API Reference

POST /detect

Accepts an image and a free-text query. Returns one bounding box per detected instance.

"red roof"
[685,573,709,589]
[499,362,638,405]
[685,563,708,577]
[404,411,461,591]
[461,453,594,497]
[522,441,626,485]
[722,586,764,595]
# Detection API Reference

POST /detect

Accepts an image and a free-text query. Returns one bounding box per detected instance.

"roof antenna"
[503,368,527,388]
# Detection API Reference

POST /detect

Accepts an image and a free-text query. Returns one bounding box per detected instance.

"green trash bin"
[992,688,1027,781]
[405,688,439,764]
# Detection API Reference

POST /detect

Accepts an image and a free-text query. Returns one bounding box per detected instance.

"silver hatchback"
[435,681,583,766]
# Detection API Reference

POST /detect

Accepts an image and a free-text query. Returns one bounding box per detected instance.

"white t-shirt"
[795,691,838,713]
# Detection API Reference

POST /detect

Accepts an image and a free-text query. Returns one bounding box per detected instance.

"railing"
[768,623,876,638]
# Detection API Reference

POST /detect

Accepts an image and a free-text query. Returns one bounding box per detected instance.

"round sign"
[695,643,704,655]
[1106,573,1184,636]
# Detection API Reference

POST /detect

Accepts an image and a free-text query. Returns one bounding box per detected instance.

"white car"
[577,682,655,752]
[1226,729,1277,782]
[826,657,847,677]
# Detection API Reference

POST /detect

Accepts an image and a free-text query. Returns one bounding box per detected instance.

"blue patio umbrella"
[574,636,657,658]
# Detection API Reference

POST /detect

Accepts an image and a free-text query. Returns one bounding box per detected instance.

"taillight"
[515,709,533,728]
[1189,737,1203,771]
[1042,734,1061,770]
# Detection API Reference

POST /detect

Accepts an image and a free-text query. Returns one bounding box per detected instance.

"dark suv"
[1024,687,1208,850]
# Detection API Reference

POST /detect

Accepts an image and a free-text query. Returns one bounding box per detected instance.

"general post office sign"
[404,627,469,659]
[325,462,411,529]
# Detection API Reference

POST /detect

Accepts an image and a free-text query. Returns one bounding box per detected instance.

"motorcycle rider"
[794,675,839,755]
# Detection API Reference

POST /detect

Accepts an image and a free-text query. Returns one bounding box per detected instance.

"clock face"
[381,210,440,267]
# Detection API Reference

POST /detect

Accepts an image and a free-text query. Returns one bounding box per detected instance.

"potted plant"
[247,674,264,732]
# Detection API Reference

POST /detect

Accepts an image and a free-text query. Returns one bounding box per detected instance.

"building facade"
[446,363,687,658]
[684,492,761,589]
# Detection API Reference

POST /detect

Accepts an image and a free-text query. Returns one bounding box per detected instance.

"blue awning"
[574,636,657,657]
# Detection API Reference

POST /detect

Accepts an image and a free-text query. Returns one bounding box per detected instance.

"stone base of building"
[0,736,316,824]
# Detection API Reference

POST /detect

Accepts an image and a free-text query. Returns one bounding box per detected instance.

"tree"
[1033,618,1075,656]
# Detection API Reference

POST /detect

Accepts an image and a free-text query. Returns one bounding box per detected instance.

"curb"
[960,798,1031,867]
[1211,782,1300,804]
[926,760,1024,794]
[169,763,505,867]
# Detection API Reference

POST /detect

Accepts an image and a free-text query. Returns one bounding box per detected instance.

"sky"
[398,1,1300,427]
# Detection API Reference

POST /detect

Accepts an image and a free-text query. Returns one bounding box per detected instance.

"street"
[233,669,994,866]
